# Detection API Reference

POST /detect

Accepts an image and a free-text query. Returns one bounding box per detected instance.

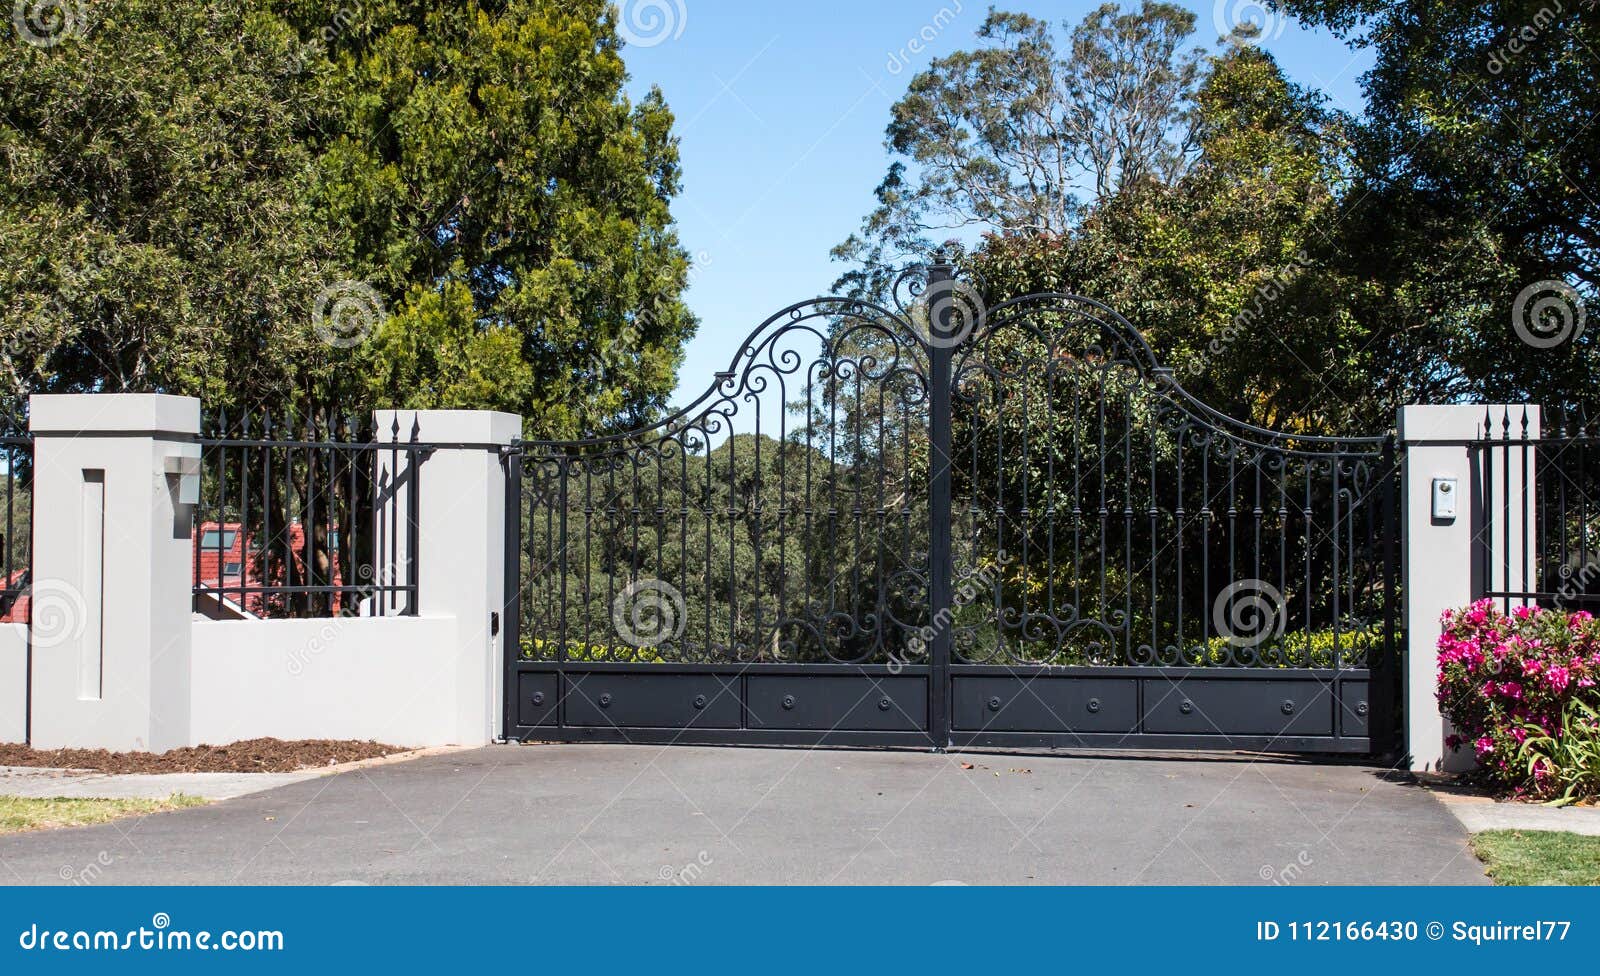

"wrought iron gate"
[503,255,1400,753]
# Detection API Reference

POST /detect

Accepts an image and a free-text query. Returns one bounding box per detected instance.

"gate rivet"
[987,696,1002,711]
[1356,702,1369,716]
[1087,698,1101,713]
[782,694,796,709]
[1281,700,1295,715]
[1179,700,1194,715]
[598,693,612,708]
[878,698,892,711]
[530,692,545,706]
[693,695,707,709]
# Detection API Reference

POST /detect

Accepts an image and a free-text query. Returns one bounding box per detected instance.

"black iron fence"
[192,410,428,619]
[1473,406,1600,613]
[0,401,29,623]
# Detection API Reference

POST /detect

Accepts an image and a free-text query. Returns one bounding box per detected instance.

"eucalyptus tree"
[831,2,1204,299]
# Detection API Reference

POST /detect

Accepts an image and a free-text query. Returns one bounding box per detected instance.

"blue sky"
[617,0,1374,409]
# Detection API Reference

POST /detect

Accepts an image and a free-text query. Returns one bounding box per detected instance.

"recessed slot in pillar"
[78,469,105,701]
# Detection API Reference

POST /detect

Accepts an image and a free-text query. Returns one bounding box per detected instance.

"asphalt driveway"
[0,744,1488,884]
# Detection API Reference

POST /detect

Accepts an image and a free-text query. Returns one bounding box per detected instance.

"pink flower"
[1513,605,1535,620]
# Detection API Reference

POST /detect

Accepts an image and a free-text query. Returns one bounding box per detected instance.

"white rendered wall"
[190,617,462,746]
[0,623,25,742]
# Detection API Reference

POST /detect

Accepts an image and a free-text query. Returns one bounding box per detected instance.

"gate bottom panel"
[509,664,934,746]
[508,664,1373,752]
[948,667,1372,753]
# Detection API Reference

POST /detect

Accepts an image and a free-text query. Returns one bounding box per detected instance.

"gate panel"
[504,296,937,746]
[944,292,1399,752]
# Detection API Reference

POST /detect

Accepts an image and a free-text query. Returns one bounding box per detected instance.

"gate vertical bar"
[927,253,955,750]
[1374,434,1399,756]
[501,447,523,741]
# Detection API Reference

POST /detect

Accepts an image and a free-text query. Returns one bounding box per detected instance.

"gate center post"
[926,254,956,750]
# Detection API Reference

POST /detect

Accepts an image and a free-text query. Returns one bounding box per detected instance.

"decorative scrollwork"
[516,276,1396,677]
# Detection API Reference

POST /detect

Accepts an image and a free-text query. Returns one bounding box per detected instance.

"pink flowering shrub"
[1436,600,1600,798]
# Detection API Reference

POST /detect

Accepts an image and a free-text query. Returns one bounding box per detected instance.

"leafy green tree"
[0,1,331,408]
[297,0,695,436]
[969,43,1371,433]
[0,0,695,435]
[1273,0,1599,408]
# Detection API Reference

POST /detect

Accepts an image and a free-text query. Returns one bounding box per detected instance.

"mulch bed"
[0,737,409,774]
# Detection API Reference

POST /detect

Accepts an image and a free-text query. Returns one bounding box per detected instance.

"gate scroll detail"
[504,254,1400,753]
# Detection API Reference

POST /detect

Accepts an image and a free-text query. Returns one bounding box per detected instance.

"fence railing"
[1473,406,1600,613]
[192,410,429,619]
[0,402,30,624]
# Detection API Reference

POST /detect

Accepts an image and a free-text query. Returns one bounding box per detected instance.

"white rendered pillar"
[27,394,200,750]
[1398,404,1539,772]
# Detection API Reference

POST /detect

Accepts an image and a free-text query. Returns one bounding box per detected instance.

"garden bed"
[0,737,408,774]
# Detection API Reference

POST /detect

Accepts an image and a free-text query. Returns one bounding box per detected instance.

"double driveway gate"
[503,257,1400,753]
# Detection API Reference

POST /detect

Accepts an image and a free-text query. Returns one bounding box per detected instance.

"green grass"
[0,794,208,834]
[1470,830,1600,885]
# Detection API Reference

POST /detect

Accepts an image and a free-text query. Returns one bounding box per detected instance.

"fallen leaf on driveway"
[959,762,974,770]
